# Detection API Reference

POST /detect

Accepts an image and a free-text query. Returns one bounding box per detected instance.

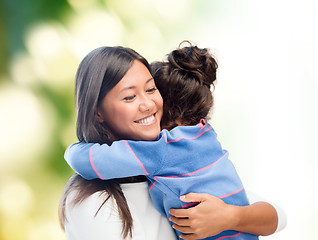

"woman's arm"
[169,193,285,240]
[246,191,286,234]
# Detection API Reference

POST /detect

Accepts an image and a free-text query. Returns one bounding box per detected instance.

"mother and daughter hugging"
[58,41,286,240]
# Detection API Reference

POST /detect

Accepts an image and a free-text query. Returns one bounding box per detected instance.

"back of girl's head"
[151,41,218,129]
[75,46,150,144]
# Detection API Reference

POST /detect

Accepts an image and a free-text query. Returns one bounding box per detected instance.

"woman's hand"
[169,193,278,240]
[169,193,236,240]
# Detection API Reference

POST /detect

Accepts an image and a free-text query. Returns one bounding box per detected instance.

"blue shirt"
[65,120,258,240]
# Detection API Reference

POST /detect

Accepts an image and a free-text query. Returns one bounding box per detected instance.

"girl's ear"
[95,109,104,123]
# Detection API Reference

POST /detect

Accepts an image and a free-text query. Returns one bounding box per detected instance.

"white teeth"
[136,115,155,125]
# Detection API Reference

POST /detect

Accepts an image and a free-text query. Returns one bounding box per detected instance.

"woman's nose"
[139,96,154,112]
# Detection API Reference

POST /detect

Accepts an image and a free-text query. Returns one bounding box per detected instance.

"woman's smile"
[134,114,157,126]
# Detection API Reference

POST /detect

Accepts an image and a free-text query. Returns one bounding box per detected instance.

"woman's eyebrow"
[145,77,154,84]
[119,77,154,93]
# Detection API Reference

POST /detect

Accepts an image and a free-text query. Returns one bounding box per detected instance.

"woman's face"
[97,60,163,141]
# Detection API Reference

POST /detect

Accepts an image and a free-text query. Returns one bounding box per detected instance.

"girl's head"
[75,46,163,144]
[151,41,218,129]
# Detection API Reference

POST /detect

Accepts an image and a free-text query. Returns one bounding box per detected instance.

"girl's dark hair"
[151,41,218,130]
[58,46,151,239]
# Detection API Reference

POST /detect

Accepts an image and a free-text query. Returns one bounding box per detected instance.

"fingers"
[169,215,189,226]
[172,224,193,234]
[172,224,209,240]
[180,192,210,203]
[169,208,190,218]
[179,234,201,240]
[171,193,212,218]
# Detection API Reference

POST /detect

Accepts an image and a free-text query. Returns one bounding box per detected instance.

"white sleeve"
[64,191,125,240]
[246,191,287,233]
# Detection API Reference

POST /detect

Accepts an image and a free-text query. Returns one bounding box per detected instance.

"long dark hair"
[58,46,151,239]
[151,41,218,129]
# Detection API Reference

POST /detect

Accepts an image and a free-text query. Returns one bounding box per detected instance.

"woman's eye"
[146,87,157,93]
[123,95,136,101]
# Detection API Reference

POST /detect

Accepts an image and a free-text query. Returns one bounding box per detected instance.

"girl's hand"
[169,193,237,240]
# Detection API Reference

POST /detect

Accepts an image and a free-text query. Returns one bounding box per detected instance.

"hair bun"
[167,42,218,87]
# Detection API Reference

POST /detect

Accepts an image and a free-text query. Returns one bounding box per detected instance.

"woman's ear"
[95,109,105,123]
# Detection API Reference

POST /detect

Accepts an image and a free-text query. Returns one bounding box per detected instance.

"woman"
[59,46,284,239]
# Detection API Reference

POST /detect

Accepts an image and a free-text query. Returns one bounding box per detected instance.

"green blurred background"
[1,0,317,239]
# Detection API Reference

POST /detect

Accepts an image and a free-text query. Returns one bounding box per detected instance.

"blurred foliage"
[1,0,74,173]
[1,0,71,76]
[1,0,79,239]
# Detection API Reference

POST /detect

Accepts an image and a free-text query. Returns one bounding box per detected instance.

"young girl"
[64,43,277,239]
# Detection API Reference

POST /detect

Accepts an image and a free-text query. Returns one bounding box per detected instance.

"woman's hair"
[58,46,151,239]
[151,41,218,130]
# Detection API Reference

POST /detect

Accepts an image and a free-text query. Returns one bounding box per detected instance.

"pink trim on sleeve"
[163,126,213,144]
[149,180,157,191]
[89,146,104,180]
[218,186,244,199]
[181,202,198,208]
[215,232,243,240]
[149,151,229,192]
[161,151,228,178]
[123,140,149,175]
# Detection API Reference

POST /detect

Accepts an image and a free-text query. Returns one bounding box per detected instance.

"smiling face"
[96,60,163,141]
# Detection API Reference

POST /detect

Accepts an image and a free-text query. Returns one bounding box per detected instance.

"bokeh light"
[25,22,79,89]
[0,85,54,173]
[0,178,33,218]
[67,8,124,55]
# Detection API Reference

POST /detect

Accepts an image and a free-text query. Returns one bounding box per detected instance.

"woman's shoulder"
[65,190,121,224]
[64,190,124,240]
[65,182,150,220]
[64,182,177,240]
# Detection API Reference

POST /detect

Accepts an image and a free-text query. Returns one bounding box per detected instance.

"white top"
[65,181,177,240]
[64,181,286,240]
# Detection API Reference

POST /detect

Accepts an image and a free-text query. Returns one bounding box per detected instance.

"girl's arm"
[65,126,205,181]
[65,140,162,180]
[169,193,286,240]
[65,125,211,181]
